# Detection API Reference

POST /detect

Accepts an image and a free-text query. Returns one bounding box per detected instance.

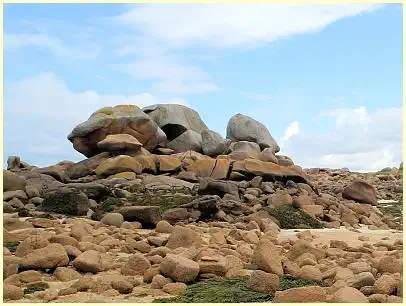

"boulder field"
[3,103,403,303]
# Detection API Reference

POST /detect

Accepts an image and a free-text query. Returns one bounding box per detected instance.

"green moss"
[127,192,196,213]
[266,204,323,229]
[23,286,45,295]
[153,277,273,303]
[279,275,324,290]
[91,197,124,221]
[377,167,392,174]
[153,275,325,303]
[4,241,19,253]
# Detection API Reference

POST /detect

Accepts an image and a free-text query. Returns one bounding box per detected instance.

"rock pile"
[3,103,403,303]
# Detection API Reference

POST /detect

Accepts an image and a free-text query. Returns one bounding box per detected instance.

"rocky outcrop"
[143,104,208,141]
[227,113,280,152]
[68,105,167,157]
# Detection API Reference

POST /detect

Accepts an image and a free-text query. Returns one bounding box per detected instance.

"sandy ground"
[278,225,403,247]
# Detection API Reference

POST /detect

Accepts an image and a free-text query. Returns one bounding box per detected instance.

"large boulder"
[159,254,200,283]
[187,159,230,180]
[4,171,27,192]
[226,113,280,152]
[118,206,161,226]
[230,141,261,153]
[167,130,203,153]
[95,155,142,177]
[201,129,229,156]
[143,104,208,141]
[342,180,377,205]
[20,243,69,270]
[39,187,90,216]
[68,105,167,157]
[232,159,310,184]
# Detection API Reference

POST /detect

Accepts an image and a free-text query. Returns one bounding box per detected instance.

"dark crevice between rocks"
[161,124,187,141]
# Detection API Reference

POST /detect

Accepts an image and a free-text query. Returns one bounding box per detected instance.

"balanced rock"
[227,113,280,152]
[97,134,142,151]
[143,104,208,141]
[68,104,166,157]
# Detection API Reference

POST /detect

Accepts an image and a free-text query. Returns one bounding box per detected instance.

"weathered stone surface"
[118,206,161,226]
[68,104,166,157]
[163,282,187,296]
[72,250,101,273]
[346,272,375,289]
[276,155,294,166]
[342,179,377,205]
[227,113,280,152]
[95,155,142,177]
[20,243,69,269]
[187,158,230,180]
[39,187,90,216]
[54,267,82,282]
[101,213,124,228]
[374,274,399,295]
[154,155,182,172]
[97,133,142,151]
[16,235,50,257]
[273,286,327,303]
[252,239,283,276]
[201,129,229,156]
[160,254,200,283]
[247,270,280,293]
[155,220,174,233]
[232,159,309,184]
[121,253,151,276]
[331,286,369,303]
[162,208,192,224]
[4,171,27,192]
[258,148,278,164]
[143,104,208,141]
[230,141,261,153]
[166,226,203,249]
[167,130,203,153]
[199,178,239,197]
[3,284,23,300]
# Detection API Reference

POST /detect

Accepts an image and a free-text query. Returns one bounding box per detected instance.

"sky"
[4,4,403,172]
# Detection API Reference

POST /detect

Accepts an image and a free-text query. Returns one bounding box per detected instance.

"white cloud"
[282,106,402,172]
[112,4,381,49]
[112,52,219,95]
[5,32,101,60]
[279,121,300,149]
[4,72,186,166]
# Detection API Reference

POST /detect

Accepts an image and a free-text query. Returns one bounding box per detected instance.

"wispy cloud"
[4,72,186,166]
[111,4,382,49]
[282,106,402,172]
[5,32,102,60]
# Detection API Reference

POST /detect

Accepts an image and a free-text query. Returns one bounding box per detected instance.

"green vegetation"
[4,241,19,253]
[153,275,324,303]
[279,275,323,290]
[91,196,124,220]
[266,204,323,229]
[127,190,197,213]
[23,286,46,295]
[377,167,392,174]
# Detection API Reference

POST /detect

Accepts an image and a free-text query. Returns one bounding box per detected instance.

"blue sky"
[4,4,403,171]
